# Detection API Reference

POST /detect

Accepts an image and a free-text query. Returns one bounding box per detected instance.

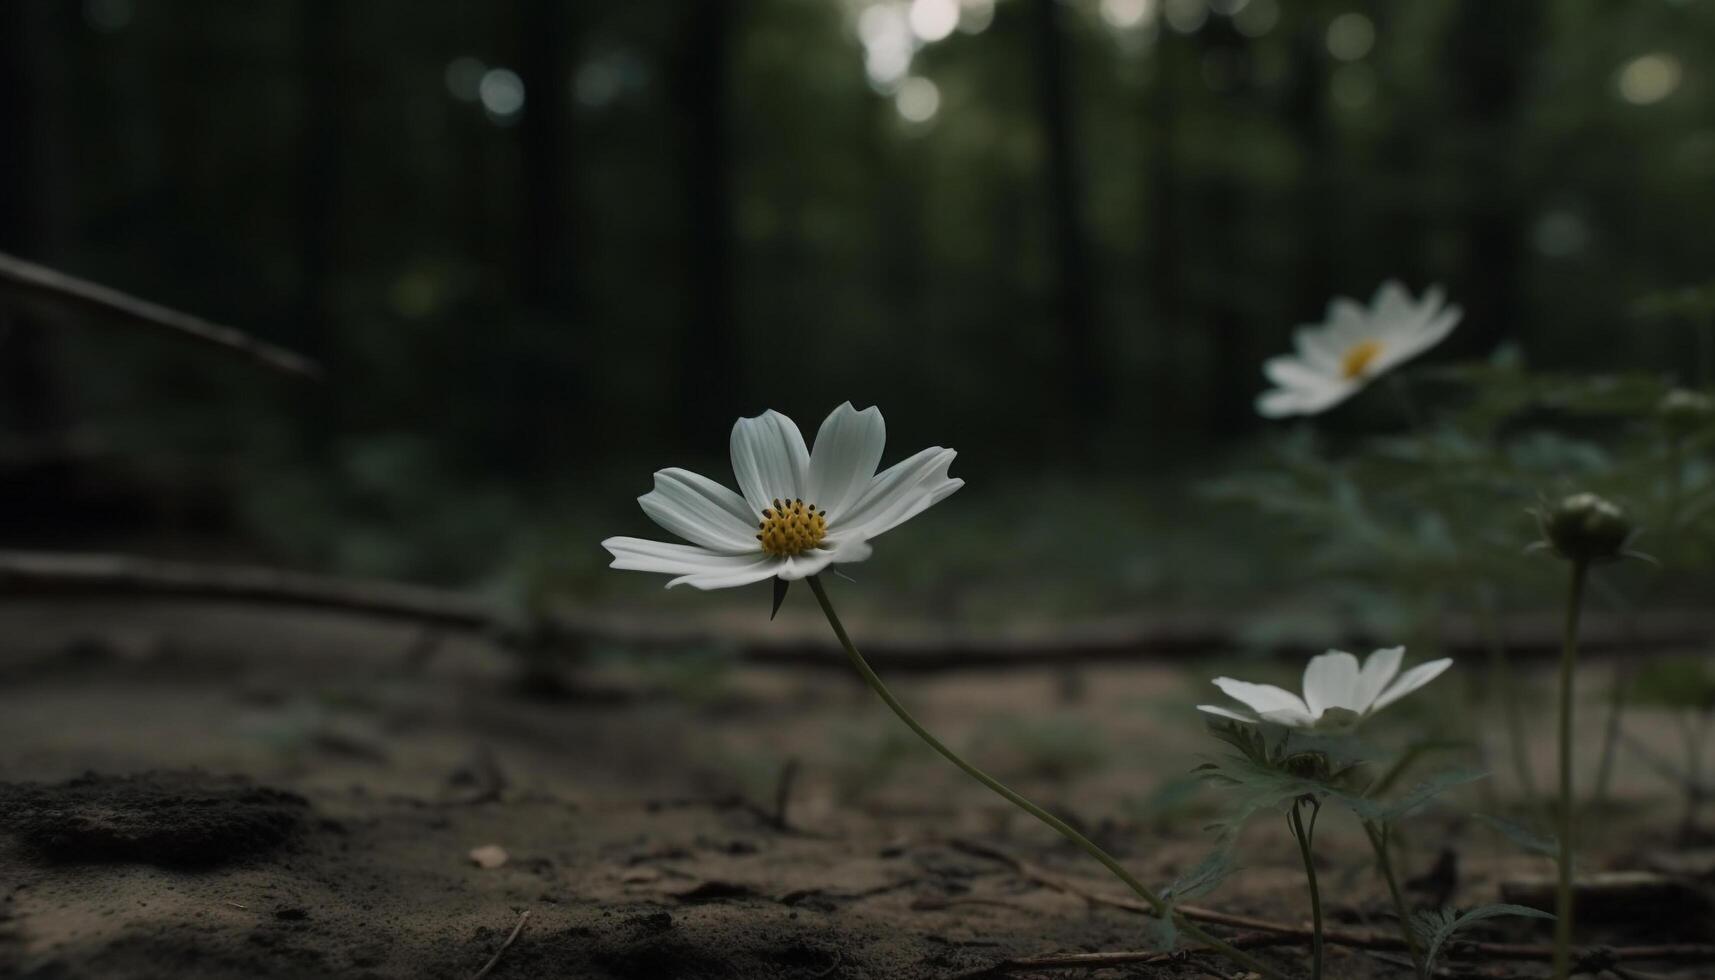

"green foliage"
[1476,813,1558,860]
[1410,904,1555,975]
[1196,720,1482,835]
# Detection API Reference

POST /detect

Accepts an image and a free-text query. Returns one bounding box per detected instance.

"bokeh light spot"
[1163,0,1208,34]
[1325,12,1375,62]
[1616,53,1681,105]
[895,76,941,123]
[479,68,526,121]
[1101,0,1157,30]
[909,0,959,43]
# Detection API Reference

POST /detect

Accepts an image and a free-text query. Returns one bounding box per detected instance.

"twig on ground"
[470,909,530,980]
[2,550,1711,673]
[0,251,322,379]
[947,931,1290,979]
[949,839,1715,967]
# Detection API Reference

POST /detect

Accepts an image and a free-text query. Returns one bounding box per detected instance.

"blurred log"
[0,550,1711,672]
[0,252,323,380]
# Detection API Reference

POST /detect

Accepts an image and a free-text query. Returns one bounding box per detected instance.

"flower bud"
[1535,492,1635,565]
[1659,388,1714,437]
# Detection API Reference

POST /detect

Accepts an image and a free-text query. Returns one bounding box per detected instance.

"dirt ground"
[1,599,1710,979]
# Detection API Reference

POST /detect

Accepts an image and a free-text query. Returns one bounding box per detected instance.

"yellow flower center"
[1340,339,1383,379]
[756,497,828,557]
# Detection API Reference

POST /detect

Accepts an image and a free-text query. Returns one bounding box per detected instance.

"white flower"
[1257,281,1462,418]
[1198,647,1453,730]
[602,403,963,590]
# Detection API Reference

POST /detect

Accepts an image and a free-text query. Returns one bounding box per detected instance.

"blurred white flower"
[1257,281,1462,418]
[1198,647,1452,730]
[602,403,962,589]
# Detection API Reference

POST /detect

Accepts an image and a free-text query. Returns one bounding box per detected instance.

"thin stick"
[470,909,530,980]
[947,931,1292,979]
[1,550,1707,672]
[950,838,1715,965]
[0,251,322,378]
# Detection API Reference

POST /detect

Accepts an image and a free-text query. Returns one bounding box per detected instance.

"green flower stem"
[1289,798,1325,980]
[806,576,1288,980]
[1365,821,1425,980]
[1554,559,1591,980]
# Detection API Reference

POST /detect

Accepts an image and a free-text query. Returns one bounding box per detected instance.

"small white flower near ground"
[602,403,963,589]
[1257,281,1463,418]
[1198,647,1453,730]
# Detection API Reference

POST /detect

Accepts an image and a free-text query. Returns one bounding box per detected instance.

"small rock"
[468,844,509,870]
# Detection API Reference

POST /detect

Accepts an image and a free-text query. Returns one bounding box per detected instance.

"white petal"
[807,402,887,519]
[1293,326,1344,373]
[1257,374,1359,418]
[1372,280,1412,325]
[775,548,841,581]
[1211,678,1311,719]
[1324,297,1371,344]
[836,447,962,540]
[1371,658,1454,712]
[1257,387,1309,418]
[603,537,749,579]
[1302,651,1362,716]
[1197,704,1259,723]
[1263,355,1330,390]
[1354,646,1404,712]
[668,555,786,590]
[825,534,874,566]
[729,410,810,515]
[1258,707,1317,728]
[638,468,758,553]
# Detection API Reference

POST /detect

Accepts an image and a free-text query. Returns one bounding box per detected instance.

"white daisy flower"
[1257,281,1463,418]
[602,402,963,590]
[1198,647,1453,730]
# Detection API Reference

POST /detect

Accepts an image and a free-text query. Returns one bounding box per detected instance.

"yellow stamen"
[1340,339,1383,379]
[755,498,828,557]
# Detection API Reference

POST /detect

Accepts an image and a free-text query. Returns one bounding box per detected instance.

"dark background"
[1,0,1711,593]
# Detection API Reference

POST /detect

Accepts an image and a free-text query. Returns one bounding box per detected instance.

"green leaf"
[1344,769,1488,823]
[1411,904,1554,974]
[1141,913,1178,951]
[1476,813,1558,859]
[1161,845,1237,905]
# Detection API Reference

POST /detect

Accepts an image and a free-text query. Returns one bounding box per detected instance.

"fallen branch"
[0,251,322,379]
[947,931,1292,979]
[469,909,530,980]
[949,839,1715,968]
[0,550,1710,672]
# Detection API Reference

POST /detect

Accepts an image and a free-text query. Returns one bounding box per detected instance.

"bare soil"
[0,599,1709,979]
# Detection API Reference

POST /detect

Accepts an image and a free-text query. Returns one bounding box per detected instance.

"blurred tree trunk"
[1028,0,1107,433]
[1446,0,1539,355]
[0,0,67,440]
[672,0,742,444]
[1207,174,1250,437]
[1146,27,1183,441]
[1285,17,1335,322]
[520,0,574,315]
[295,0,345,439]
